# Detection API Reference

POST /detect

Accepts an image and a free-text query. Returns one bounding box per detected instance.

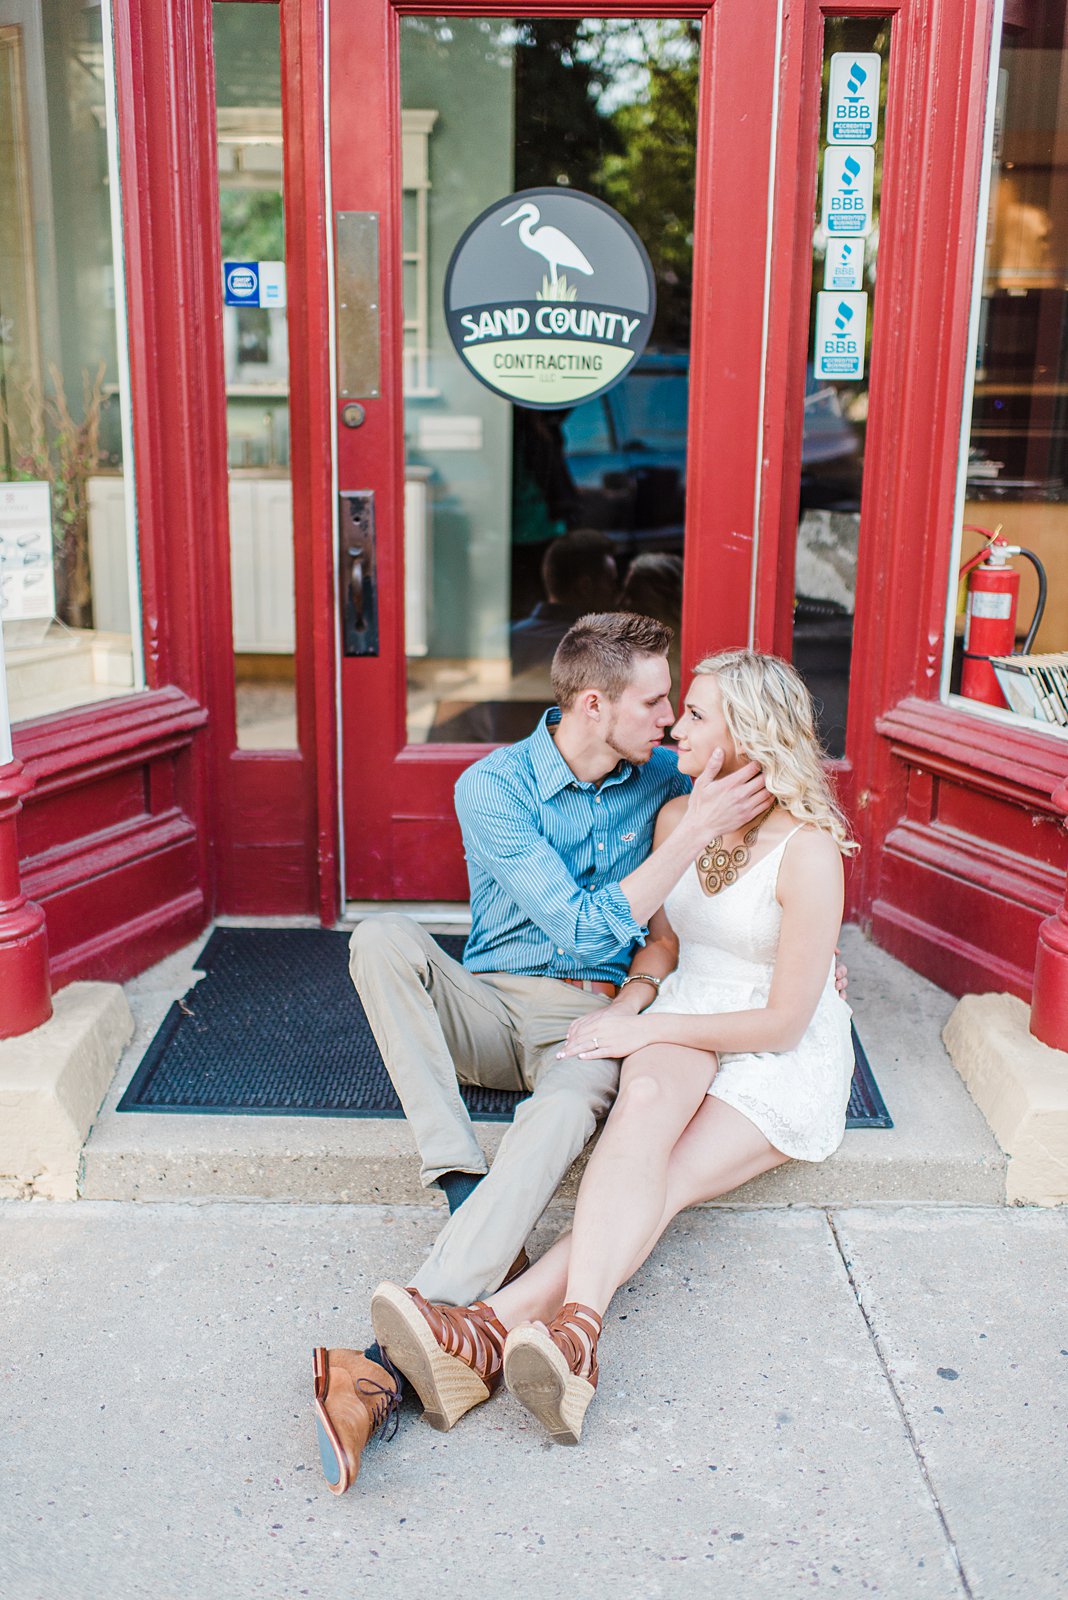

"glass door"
[333,0,780,901]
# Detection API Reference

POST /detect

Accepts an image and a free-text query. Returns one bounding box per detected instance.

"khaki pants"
[349,914,619,1306]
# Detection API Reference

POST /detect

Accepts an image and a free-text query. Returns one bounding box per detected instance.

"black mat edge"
[192,925,231,974]
[118,1098,517,1122]
[117,1001,186,1112]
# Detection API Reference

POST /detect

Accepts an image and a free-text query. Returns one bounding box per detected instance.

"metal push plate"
[336,212,381,399]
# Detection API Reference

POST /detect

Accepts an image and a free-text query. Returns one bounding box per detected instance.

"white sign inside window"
[824,238,865,292]
[827,53,881,145]
[0,482,56,621]
[223,260,287,308]
[821,146,875,236]
[814,291,868,382]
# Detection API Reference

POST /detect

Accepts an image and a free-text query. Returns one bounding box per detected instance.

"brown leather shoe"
[370,1282,508,1431]
[500,1246,530,1288]
[312,1347,400,1494]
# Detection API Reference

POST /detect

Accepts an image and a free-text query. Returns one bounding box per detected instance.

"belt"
[558,977,619,998]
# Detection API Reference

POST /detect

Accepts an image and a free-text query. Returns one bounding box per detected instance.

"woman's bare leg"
[490,1096,788,1328]
[565,1093,787,1314]
[615,1096,789,1283]
[488,1231,572,1329]
[563,1043,718,1315]
[488,1043,715,1329]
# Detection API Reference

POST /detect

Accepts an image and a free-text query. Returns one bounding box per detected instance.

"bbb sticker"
[814,291,868,381]
[821,147,875,236]
[827,53,881,145]
[824,239,864,293]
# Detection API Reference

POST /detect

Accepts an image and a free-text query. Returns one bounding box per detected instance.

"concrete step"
[79,921,1008,1207]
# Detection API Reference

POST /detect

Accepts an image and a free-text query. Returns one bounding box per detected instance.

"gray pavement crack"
[825,1210,977,1600]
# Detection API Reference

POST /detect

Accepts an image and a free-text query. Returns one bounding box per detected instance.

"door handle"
[339,491,379,656]
[347,547,365,625]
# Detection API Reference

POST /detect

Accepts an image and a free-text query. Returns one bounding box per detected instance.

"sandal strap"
[405,1289,508,1391]
[545,1301,602,1388]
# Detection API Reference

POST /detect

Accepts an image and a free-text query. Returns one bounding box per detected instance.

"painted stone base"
[943,993,1068,1206]
[0,984,134,1199]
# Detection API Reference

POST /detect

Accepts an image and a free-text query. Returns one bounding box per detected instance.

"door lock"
[341,402,366,429]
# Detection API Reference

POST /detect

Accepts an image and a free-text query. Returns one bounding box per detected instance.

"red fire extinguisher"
[960,526,1047,708]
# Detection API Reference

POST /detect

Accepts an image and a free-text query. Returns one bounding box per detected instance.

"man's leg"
[410,980,620,1306]
[349,914,524,1186]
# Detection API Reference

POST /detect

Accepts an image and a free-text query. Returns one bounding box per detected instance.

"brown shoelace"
[355,1353,403,1440]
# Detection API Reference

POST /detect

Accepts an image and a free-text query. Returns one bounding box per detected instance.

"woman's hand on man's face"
[558,1006,656,1061]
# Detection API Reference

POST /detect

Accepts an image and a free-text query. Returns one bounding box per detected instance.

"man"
[313,613,770,1492]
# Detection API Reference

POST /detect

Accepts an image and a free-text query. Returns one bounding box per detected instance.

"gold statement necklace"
[697,802,778,896]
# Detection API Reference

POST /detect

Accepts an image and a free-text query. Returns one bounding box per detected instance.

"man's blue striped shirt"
[455,709,691,984]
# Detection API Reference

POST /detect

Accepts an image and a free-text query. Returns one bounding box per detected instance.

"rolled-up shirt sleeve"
[456,766,646,964]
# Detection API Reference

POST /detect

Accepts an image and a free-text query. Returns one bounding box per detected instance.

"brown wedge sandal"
[503,1302,602,1445]
[370,1282,508,1432]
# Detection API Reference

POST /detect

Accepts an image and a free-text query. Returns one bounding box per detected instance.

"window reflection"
[947,2,1068,729]
[401,17,698,745]
[1,0,141,725]
[510,530,618,675]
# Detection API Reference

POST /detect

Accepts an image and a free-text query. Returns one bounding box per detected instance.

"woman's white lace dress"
[646,825,854,1162]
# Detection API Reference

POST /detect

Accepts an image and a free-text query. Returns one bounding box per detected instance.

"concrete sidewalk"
[1,1199,1064,1600]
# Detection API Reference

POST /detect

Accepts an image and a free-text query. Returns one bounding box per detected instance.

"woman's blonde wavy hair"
[692,649,858,855]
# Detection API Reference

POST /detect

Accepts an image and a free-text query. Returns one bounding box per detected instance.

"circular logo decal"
[444,188,656,410]
[226,265,257,298]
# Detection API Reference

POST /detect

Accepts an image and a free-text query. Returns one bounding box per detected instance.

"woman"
[371,649,856,1445]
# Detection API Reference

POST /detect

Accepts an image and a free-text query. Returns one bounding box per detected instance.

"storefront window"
[791,18,890,759]
[0,0,142,725]
[944,1,1068,733]
[212,1,297,750]
[400,18,697,744]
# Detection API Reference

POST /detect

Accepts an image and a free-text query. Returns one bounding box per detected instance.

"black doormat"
[117,926,892,1128]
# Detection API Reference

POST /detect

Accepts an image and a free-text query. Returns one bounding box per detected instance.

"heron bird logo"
[500,202,594,302]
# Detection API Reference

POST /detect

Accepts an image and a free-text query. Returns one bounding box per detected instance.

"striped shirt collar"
[530,708,634,801]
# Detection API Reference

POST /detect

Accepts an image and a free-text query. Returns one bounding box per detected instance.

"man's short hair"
[551,611,673,711]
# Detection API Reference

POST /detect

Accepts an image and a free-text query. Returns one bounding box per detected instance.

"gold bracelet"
[620,973,662,993]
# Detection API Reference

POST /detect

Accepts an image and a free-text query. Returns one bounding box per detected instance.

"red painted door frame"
[333,0,784,902]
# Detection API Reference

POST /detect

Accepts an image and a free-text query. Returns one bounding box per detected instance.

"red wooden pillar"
[0,759,52,1040]
[1030,777,1068,1052]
